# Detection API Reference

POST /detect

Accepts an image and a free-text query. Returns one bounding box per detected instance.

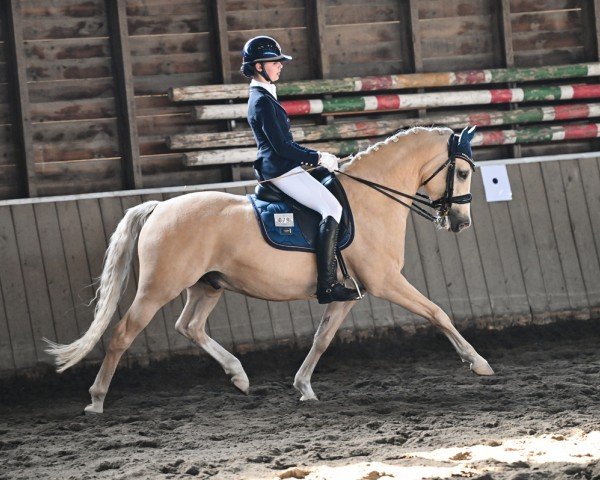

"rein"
[335,170,439,222]
[337,133,476,225]
[255,132,475,226]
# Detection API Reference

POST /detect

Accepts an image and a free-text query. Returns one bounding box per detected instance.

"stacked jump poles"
[170,103,600,150]
[168,62,600,166]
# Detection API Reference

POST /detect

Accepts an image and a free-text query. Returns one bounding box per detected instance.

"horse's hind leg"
[86,294,163,414]
[293,301,355,401]
[175,282,249,394]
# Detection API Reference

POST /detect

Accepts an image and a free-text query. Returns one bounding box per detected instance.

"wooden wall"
[418,0,501,71]
[1,0,599,200]
[227,0,313,81]
[1,155,599,377]
[21,0,122,195]
[324,0,413,77]
[0,7,20,199]
[511,0,591,67]
[126,0,226,188]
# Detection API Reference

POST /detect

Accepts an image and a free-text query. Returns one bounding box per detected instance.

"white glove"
[318,151,340,172]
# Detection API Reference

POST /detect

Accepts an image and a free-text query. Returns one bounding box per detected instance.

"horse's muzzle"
[450,214,471,233]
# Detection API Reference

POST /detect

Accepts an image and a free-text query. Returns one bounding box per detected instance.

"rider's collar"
[250,79,277,100]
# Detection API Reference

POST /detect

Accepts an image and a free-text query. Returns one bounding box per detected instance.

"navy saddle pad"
[248,167,355,253]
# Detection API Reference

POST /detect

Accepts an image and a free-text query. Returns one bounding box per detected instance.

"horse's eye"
[458,170,470,180]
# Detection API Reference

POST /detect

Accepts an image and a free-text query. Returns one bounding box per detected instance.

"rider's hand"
[318,152,340,172]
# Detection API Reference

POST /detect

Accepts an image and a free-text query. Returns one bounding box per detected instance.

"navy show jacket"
[247,86,319,180]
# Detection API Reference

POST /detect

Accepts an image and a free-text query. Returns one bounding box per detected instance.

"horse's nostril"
[459,220,470,230]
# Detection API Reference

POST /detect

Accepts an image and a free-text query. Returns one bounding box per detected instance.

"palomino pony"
[46,126,494,414]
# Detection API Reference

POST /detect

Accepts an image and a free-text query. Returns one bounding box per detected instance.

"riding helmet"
[240,36,292,78]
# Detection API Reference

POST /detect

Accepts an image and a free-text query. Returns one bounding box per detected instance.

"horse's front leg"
[379,275,494,375]
[294,301,356,401]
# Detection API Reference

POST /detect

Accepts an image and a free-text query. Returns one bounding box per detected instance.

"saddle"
[247,167,355,253]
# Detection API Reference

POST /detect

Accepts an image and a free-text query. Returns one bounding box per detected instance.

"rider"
[241,36,360,304]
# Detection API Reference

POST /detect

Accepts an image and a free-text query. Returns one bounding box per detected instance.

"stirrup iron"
[336,249,364,300]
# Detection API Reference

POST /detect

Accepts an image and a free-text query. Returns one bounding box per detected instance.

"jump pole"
[193,84,600,120]
[171,63,600,101]
[183,123,600,167]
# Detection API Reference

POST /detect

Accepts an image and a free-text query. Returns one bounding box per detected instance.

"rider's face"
[257,61,282,82]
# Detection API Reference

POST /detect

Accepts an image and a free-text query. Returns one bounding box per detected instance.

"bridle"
[337,132,476,226]
[422,133,476,216]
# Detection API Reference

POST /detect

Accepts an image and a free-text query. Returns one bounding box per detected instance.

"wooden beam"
[406,0,423,73]
[105,0,143,189]
[210,0,236,179]
[496,0,520,158]
[582,0,600,60]
[307,0,329,79]
[405,0,424,119]
[212,0,231,83]
[582,0,600,153]
[594,0,600,60]
[498,0,514,68]
[5,0,38,197]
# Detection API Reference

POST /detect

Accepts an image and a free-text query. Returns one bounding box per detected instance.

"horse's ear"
[459,125,476,144]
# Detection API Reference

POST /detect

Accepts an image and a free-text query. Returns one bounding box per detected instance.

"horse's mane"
[343,125,452,169]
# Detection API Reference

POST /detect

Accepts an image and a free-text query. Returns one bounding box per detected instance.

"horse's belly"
[218,245,318,301]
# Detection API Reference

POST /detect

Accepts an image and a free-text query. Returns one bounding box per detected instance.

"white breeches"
[270,167,342,222]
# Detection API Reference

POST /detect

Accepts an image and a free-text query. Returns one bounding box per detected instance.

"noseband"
[337,132,476,225]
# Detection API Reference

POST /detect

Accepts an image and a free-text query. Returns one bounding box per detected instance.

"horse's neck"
[342,137,425,201]
[339,140,420,259]
[340,133,444,263]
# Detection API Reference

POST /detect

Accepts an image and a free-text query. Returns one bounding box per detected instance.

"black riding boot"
[316,216,361,304]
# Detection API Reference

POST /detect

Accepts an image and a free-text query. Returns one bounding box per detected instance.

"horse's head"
[421,126,476,233]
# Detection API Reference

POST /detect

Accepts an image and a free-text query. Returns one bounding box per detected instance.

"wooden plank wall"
[126,0,225,188]
[324,0,413,77]
[19,0,122,195]
[1,156,600,377]
[418,0,500,71]
[226,0,312,82]
[511,0,588,67]
[1,0,600,199]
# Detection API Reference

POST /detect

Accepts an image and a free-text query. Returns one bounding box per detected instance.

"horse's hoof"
[294,379,318,401]
[300,394,319,402]
[231,374,250,394]
[470,357,494,376]
[84,404,103,414]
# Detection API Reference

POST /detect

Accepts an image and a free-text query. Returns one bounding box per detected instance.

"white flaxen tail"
[44,200,160,372]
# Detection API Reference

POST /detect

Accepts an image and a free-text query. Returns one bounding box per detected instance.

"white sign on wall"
[480,164,512,202]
